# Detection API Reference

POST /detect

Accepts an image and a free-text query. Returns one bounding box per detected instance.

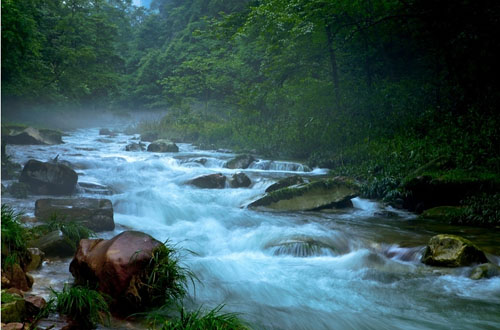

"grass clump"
[1,204,29,269]
[147,305,248,330]
[142,242,196,307]
[48,284,111,329]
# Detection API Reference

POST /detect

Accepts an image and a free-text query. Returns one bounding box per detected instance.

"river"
[3,127,500,330]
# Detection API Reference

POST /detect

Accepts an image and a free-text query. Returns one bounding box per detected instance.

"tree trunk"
[325,24,340,108]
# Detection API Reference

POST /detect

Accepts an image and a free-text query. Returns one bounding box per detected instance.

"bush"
[49,285,111,329]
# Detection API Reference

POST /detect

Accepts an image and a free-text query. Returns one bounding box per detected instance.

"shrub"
[49,285,111,329]
[1,204,29,269]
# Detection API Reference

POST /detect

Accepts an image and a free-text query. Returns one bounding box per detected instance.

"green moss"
[419,206,466,222]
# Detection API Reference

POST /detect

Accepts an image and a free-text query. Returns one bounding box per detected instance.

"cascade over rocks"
[265,175,305,193]
[249,176,360,211]
[225,154,255,169]
[187,173,226,189]
[147,139,179,152]
[35,198,115,232]
[229,172,251,188]
[2,127,63,145]
[19,160,78,195]
[69,231,162,312]
[421,234,488,267]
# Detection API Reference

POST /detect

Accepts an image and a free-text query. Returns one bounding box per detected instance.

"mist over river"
[3,128,500,330]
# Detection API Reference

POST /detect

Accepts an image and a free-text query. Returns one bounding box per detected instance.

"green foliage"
[1,204,28,269]
[41,215,95,244]
[49,285,111,329]
[147,305,248,330]
[1,291,23,304]
[457,194,500,227]
[143,242,196,307]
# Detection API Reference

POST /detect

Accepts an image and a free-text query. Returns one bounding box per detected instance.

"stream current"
[3,128,500,330]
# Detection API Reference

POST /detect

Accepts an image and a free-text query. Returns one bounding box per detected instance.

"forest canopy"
[2,0,499,168]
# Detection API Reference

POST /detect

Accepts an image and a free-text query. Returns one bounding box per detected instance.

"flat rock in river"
[35,198,115,232]
[249,176,360,211]
[19,159,77,195]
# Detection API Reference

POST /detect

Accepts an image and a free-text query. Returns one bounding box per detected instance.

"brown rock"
[69,231,161,311]
[2,323,25,330]
[187,173,226,189]
[25,296,47,316]
[2,264,32,291]
[25,248,45,272]
[229,172,251,188]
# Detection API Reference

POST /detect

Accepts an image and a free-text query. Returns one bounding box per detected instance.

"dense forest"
[3,0,500,201]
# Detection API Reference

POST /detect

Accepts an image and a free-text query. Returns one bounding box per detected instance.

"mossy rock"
[147,139,179,153]
[265,175,305,193]
[249,177,360,211]
[1,291,26,323]
[402,170,500,212]
[419,206,465,222]
[422,234,488,267]
[469,263,500,280]
[225,154,255,169]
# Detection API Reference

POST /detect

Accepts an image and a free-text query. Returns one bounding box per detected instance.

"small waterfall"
[249,160,311,172]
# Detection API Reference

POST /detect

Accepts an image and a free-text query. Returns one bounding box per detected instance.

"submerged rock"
[225,154,255,169]
[2,126,63,145]
[187,173,226,189]
[69,231,161,312]
[19,159,78,195]
[147,139,179,153]
[469,263,500,280]
[249,177,360,211]
[265,175,305,193]
[421,234,488,267]
[77,182,113,195]
[35,198,115,232]
[229,172,251,188]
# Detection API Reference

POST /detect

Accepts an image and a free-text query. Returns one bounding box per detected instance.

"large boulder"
[29,230,76,257]
[265,175,305,193]
[19,160,78,195]
[2,126,62,145]
[421,234,488,267]
[69,231,161,312]
[187,173,226,189]
[35,198,115,232]
[249,177,360,211]
[402,171,500,213]
[147,139,179,153]
[229,172,251,188]
[225,154,255,169]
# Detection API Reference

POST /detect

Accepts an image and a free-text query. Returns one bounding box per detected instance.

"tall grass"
[1,204,28,268]
[49,285,111,329]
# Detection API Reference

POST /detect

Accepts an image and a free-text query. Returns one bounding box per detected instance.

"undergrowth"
[1,204,29,269]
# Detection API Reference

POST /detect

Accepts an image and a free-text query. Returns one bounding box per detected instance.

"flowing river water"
[3,128,500,330]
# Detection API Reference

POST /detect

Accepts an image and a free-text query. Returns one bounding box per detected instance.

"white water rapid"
[3,128,500,330]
